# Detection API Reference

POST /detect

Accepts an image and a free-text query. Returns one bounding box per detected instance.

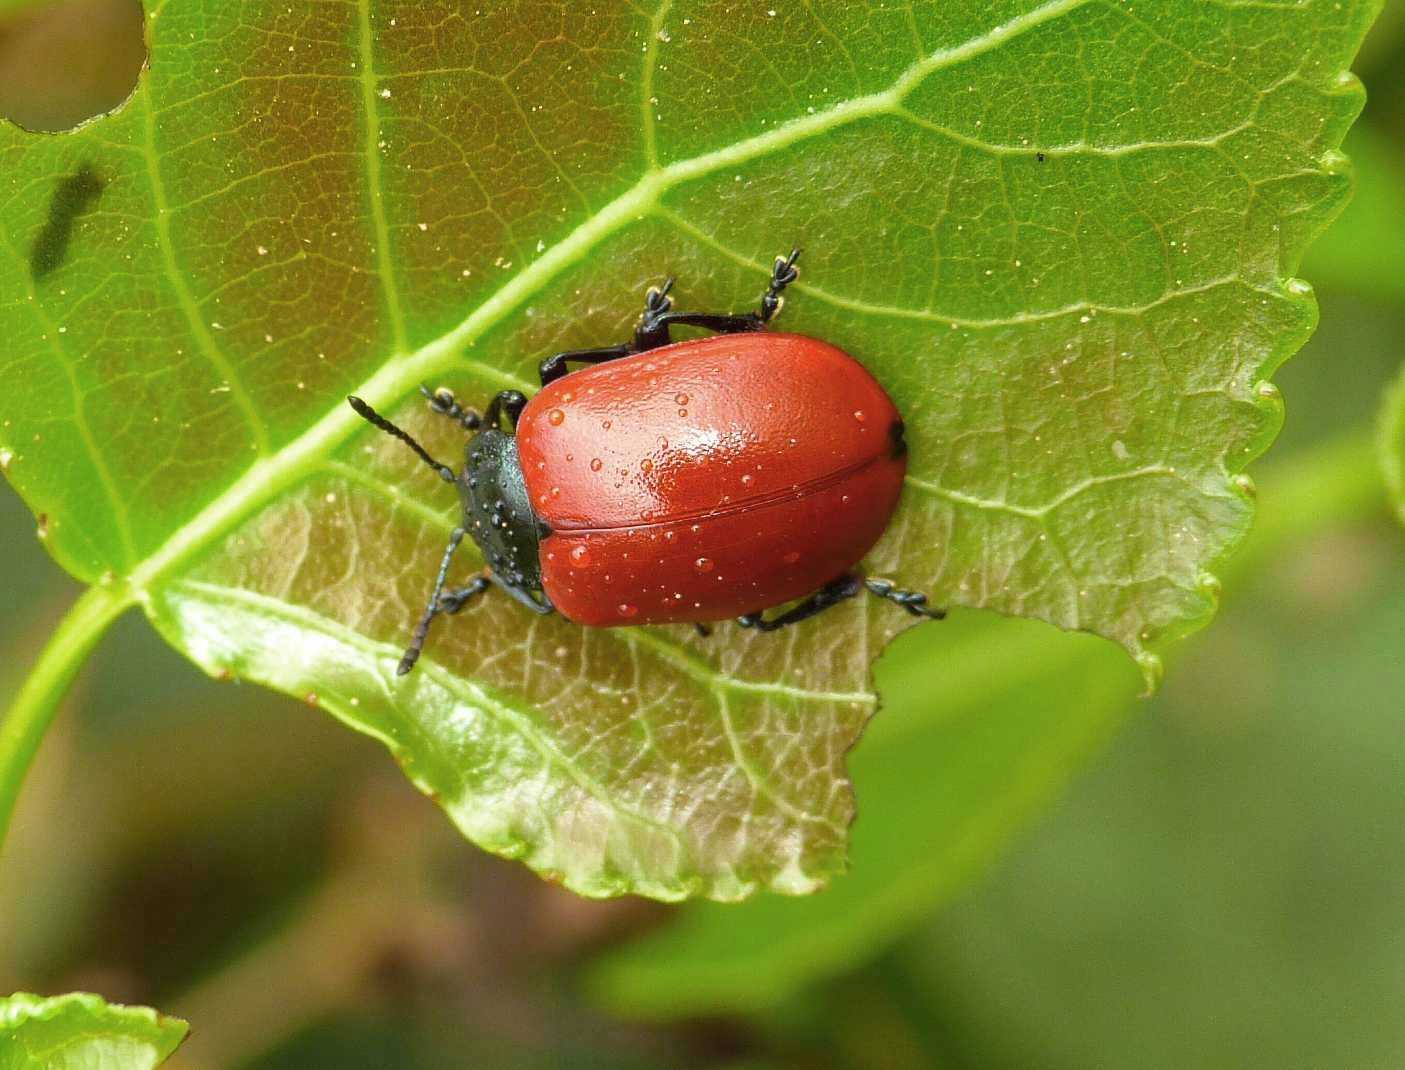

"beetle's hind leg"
[636,248,803,339]
[736,572,945,633]
[863,578,946,620]
[736,573,863,632]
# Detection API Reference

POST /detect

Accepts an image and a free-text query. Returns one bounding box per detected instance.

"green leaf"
[587,613,1141,1016]
[0,992,187,1069]
[0,2,1377,899]
[1381,365,1405,525]
[1301,124,1405,301]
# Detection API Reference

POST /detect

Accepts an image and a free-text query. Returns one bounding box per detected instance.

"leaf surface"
[588,612,1141,1015]
[0,1,1376,898]
[0,992,187,1070]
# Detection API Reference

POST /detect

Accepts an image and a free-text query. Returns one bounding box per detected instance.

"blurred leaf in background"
[0,991,186,1068]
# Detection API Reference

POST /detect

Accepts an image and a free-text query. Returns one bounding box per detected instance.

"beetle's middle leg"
[538,344,634,387]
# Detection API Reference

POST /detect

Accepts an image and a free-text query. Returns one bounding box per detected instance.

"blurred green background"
[2,3,1404,1067]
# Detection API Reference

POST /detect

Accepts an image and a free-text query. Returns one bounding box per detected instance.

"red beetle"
[350,251,941,674]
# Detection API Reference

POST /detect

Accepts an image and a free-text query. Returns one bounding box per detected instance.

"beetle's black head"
[459,428,547,591]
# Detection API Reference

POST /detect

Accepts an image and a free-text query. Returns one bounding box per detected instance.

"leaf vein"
[139,86,268,456]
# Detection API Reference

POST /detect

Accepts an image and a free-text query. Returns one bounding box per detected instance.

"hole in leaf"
[0,0,145,132]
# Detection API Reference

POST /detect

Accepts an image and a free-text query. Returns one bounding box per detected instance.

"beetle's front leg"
[483,390,529,431]
[399,526,466,675]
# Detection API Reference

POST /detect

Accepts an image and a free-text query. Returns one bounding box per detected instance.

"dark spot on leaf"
[35,513,49,540]
[30,165,104,280]
[1036,151,1047,162]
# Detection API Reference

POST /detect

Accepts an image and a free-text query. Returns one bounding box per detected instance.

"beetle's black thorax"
[459,429,546,591]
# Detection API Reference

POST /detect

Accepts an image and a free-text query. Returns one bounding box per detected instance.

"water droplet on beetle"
[590,457,603,472]
[741,474,754,486]
[694,556,714,572]
[640,458,654,474]
[675,392,689,405]
[547,408,565,425]
[782,550,801,564]
[618,603,639,618]
[853,409,867,422]
[550,486,561,498]
[678,409,688,418]
[570,544,591,566]
[565,452,574,462]
[602,419,612,430]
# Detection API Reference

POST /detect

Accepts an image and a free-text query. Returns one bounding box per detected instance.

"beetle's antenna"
[347,396,456,483]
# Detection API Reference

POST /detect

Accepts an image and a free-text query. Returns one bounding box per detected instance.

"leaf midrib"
[116,0,1093,610]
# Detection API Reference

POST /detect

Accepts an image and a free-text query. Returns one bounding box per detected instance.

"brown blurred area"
[0,0,145,131]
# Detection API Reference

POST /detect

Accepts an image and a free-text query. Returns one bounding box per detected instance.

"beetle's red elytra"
[348,250,942,675]
[519,333,906,626]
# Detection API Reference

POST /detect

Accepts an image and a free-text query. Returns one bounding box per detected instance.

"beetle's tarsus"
[421,384,481,430]
[864,577,945,620]
[758,247,801,324]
